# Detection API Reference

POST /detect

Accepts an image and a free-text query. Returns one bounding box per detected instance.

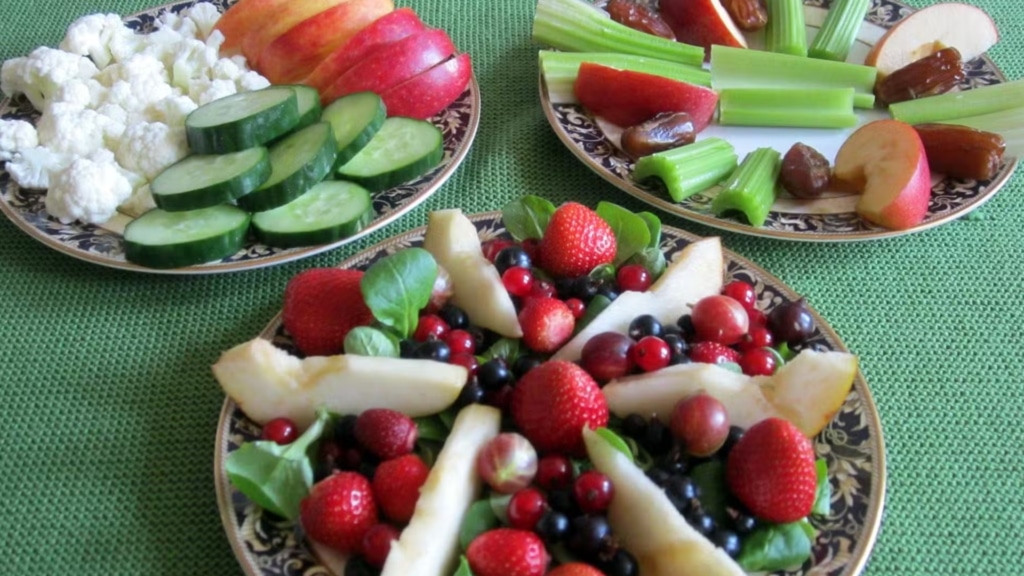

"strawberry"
[547,562,607,576]
[282,268,374,356]
[538,202,616,278]
[466,528,549,576]
[688,341,741,364]
[300,472,378,554]
[511,360,608,455]
[517,297,575,353]
[372,454,430,523]
[725,417,818,523]
[354,408,418,460]
[361,523,402,568]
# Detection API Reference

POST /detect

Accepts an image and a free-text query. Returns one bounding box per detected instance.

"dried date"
[914,123,1005,181]
[779,142,831,199]
[621,112,696,158]
[606,0,676,40]
[722,0,767,31]
[876,47,965,105]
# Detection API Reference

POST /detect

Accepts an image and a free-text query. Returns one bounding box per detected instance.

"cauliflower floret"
[0,47,99,110]
[58,13,136,69]
[44,155,134,224]
[49,77,106,110]
[37,102,126,156]
[95,102,129,127]
[0,119,39,161]
[210,57,243,82]
[169,37,220,91]
[189,77,237,105]
[157,9,200,40]
[97,52,168,86]
[236,70,271,93]
[98,54,174,115]
[115,121,188,180]
[183,2,222,40]
[6,147,74,189]
[136,26,188,70]
[146,94,198,126]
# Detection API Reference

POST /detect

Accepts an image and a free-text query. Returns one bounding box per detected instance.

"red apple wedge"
[380,53,472,120]
[320,28,456,106]
[302,8,426,94]
[833,119,933,230]
[237,0,352,66]
[658,0,747,56]
[574,62,718,129]
[257,0,395,84]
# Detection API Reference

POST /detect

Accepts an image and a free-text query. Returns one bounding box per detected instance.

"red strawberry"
[282,268,374,356]
[354,409,419,460]
[300,472,378,554]
[372,454,430,523]
[548,563,607,576]
[511,361,608,455]
[518,297,575,353]
[725,417,818,523]
[466,528,549,576]
[538,202,616,278]
[361,523,402,568]
[689,341,742,364]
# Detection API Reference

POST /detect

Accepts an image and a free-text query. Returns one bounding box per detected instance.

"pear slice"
[583,428,746,576]
[552,237,723,362]
[381,404,502,576]
[422,209,523,338]
[212,338,467,428]
[602,350,857,437]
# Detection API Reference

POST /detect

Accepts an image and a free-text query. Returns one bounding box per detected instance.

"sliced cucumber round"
[321,91,386,168]
[185,86,299,154]
[150,147,271,212]
[236,122,337,213]
[337,116,443,191]
[288,84,323,131]
[252,180,373,248]
[124,205,251,269]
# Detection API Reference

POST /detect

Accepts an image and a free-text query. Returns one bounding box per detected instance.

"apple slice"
[865,2,999,77]
[658,0,747,55]
[583,428,746,576]
[422,209,523,338]
[574,62,719,129]
[552,237,722,363]
[380,53,472,120]
[381,404,501,576]
[211,338,467,427]
[833,119,932,230]
[602,350,858,437]
[238,0,351,66]
[213,0,282,54]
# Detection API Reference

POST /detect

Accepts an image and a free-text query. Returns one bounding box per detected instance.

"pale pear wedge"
[552,237,724,362]
[583,428,746,576]
[381,404,502,576]
[421,209,523,338]
[212,338,467,428]
[309,541,348,575]
[602,350,857,437]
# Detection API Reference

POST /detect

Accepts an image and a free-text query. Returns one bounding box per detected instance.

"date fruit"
[722,0,767,31]
[606,0,676,40]
[913,123,1005,180]
[876,47,965,105]
[779,142,831,198]
[621,111,696,158]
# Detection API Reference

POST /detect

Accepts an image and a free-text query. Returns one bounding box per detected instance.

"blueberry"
[643,417,673,455]
[733,513,758,535]
[494,246,531,275]
[646,467,671,487]
[676,314,695,339]
[628,314,663,340]
[663,332,689,355]
[665,475,700,502]
[690,511,716,537]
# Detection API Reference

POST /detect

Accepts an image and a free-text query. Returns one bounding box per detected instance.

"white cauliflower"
[98,54,174,116]
[36,102,126,156]
[156,9,200,40]
[169,37,220,91]
[49,77,106,110]
[44,155,134,224]
[6,147,74,189]
[0,47,99,110]
[236,70,271,93]
[58,13,135,69]
[210,57,243,82]
[115,121,188,180]
[189,77,237,105]
[182,2,222,40]
[0,119,39,161]
[146,94,198,126]
[136,26,188,70]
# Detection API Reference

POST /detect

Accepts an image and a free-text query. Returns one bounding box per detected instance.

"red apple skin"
[380,53,472,120]
[320,28,456,106]
[214,0,283,54]
[236,0,352,65]
[257,0,395,84]
[302,8,426,94]
[573,62,718,129]
[658,0,748,56]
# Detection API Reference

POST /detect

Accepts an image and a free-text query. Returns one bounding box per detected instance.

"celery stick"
[710,45,877,108]
[889,79,1024,125]
[532,0,705,67]
[711,147,782,227]
[765,0,808,57]
[633,138,738,202]
[540,51,712,104]
[718,88,857,128]
[937,107,1024,158]
[809,0,871,62]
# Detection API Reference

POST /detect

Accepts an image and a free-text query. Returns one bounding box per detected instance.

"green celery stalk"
[540,51,711,103]
[532,0,704,67]
[889,79,1024,125]
[937,107,1024,158]
[711,147,782,227]
[633,138,738,203]
[718,87,857,128]
[809,0,871,62]
[765,0,808,57]
[710,44,876,108]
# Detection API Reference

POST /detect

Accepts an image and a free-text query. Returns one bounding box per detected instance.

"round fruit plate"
[0,0,480,274]
[213,211,886,576]
[539,0,1018,241]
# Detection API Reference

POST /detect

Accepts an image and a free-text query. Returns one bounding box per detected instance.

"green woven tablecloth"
[1,0,1022,573]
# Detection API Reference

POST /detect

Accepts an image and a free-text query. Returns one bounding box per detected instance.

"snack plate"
[0,0,480,274]
[214,212,887,576]
[540,0,1018,241]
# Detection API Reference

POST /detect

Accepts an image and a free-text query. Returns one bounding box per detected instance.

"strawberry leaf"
[360,248,438,339]
[501,195,556,240]
[597,201,650,266]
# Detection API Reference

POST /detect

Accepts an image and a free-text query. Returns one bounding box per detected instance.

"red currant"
[740,348,778,376]
[629,335,672,372]
[261,417,298,444]
[737,326,774,353]
[521,238,541,262]
[616,264,653,292]
[573,470,614,513]
[449,352,479,375]
[444,329,477,355]
[362,523,401,568]
[529,279,556,299]
[565,298,585,319]
[482,239,515,263]
[722,280,757,310]
[535,455,573,490]
[747,307,767,328]
[502,267,534,297]
[507,488,548,531]
[414,314,449,342]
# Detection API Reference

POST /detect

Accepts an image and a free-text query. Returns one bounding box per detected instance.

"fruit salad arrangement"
[534,0,1020,232]
[214,197,870,575]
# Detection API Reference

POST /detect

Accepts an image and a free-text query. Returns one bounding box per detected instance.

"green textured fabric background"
[1,0,1022,574]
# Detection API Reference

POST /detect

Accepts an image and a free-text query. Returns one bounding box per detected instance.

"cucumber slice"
[185,86,299,154]
[237,122,337,213]
[252,180,373,248]
[150,147,271,212]
[321,91,386,168]
[124,205,251,269]
[288,84,323,130]
[337,117,443,191]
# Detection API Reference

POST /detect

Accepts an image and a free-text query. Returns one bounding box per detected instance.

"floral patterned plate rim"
[0,0,481,274]
[539,0,1018,242]
[214,212,887,576]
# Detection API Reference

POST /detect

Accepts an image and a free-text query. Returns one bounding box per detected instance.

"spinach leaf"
[414,414,451,442]
[588,263,617,284]
[343,326,400,357]
[479,337,521,364]
[452,555,474,576]
[597,201,650,266]
[812,458,831,516]
[459,500,500,551]
[361,248,438,339]
[637,211,662,248]
[595,427,634,463]
[489,492,513,524]
[689,461,729,524]
[502,195,556,241]
[573,294,612,336]
[737,521,813,572]
[625,247,667,281]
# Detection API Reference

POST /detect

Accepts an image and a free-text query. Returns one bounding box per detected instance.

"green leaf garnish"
[414,414,451,442]
[489,492,513,524]
[452,555,475,576]
[501,195,556,241]
[737,521,813,572]
[573,294,612,336]
[343,326,400,357]
[597,201,651,266]
[625,246,667,281]
[360,248,438,339]
[636,211,662,248]
[689,461,729,524]
[459,500,500,551]
[479,337,521,364]
[812,458,831,516]
[595,427,633,463]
